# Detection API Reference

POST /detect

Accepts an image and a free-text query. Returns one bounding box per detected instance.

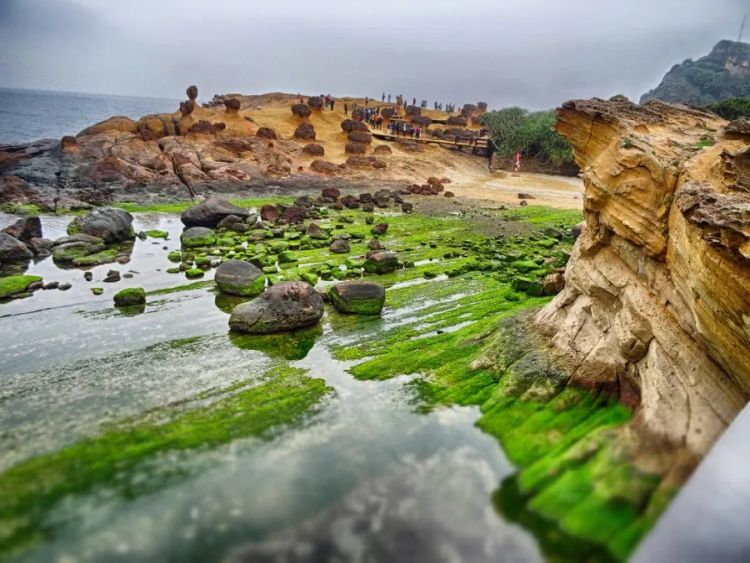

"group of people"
[387,120,422,139]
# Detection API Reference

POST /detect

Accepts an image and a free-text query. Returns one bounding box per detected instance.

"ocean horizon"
[0,87,180,145]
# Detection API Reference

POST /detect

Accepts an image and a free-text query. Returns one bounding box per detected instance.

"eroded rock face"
[228,281,324,333]
[536,97,750,457]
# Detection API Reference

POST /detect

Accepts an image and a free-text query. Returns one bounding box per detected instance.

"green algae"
[144,229,169,239]
[0,366,332,557]
[330,265,663,560]
[0,275,41,299]
[146,280,214,296]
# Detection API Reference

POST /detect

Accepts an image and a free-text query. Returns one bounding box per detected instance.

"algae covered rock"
[66,207,135,243]
[181,197,250,228]
[215,260,265,297]
[328,281,385,315]
[329,239,350,254]
[113,287,146,307]
[363,250,398,274]
[229,281,324,334]
[0,274,42,299]
[181,227,216,247]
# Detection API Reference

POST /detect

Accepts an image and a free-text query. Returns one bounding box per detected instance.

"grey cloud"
[0,0,746,110]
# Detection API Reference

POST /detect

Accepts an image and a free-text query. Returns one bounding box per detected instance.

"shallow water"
[0,213,550,562]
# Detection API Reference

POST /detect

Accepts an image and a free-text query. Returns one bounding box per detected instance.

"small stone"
[58,282,72,291]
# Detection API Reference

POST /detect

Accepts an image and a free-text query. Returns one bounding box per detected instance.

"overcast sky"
[0,0,747,109]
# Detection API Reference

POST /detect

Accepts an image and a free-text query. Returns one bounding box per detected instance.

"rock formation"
[536,98,750,460]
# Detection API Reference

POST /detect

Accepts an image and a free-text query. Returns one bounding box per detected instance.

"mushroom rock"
[347,131,372,144]
[302,143,324,156]
[351,108,365,122]
[294,123,316,141]
[292,104,312,119]
[447,116,468,126]
[307,96,324,111]
[224,98,241,113]
[256,127,278,140]
[477,101,488,113]
[405,105,421,116]
[345,142,366,155]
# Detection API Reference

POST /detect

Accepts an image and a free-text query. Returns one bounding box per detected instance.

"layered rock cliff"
[536,98,750,458]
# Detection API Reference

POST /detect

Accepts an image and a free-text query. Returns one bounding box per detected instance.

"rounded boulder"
[328,281,385,315]
[228,281,324,334]
[215,259,265,296]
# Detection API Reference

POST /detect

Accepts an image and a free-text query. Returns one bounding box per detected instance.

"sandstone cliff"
[536,98,750,459]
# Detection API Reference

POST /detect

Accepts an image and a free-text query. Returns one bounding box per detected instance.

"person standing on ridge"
[382,92,385,102]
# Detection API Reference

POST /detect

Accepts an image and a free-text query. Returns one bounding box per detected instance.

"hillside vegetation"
[641,40,750,105]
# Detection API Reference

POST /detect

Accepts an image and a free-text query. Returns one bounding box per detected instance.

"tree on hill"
[705,97,750,120]
[479,108,574,167]
[640,40,750,105]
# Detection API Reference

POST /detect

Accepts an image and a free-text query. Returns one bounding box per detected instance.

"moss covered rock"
[328,281,385,315]
[180,227,216,248]
[214,260,265,297]
[0,275,42,299]
[113,287,146,307]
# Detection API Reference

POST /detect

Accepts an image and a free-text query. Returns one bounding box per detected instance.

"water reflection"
[228,325,323,361]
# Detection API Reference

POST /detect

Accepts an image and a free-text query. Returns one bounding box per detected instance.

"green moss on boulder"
[113,287,146,306]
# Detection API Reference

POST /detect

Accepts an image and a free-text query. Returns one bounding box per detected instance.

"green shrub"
[479,108,574,166]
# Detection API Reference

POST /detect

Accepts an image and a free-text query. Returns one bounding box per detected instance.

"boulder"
[113,287,146,307]
[260,204,280,222]
[181,227,216,247]
[321,187,341,200]
[181,197,250,227]
[224,98,241,113]
[0,232,32,262]
[2,216,42,242]
[364,250,398,274]
[541,272,565,295]
[307,96,324,110]
[306,223,328,240]
[294,123,316,141]
[228,281,324,333]
[330,239,350,253]
[373,145,392,155]
[371,223,388,236]
[256,127,278,140]
[348,131,372,144]
[444,191,455,198]
[447,116,468,126]
[291,104,312,118]
[345,142,367,155]
[328,281,385,315]
[66,207,135,243]
[215,259,265,296]
[310,160,341,174]
[401,202,414,213]
[302,143,325,156]
[217,214,245,230]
